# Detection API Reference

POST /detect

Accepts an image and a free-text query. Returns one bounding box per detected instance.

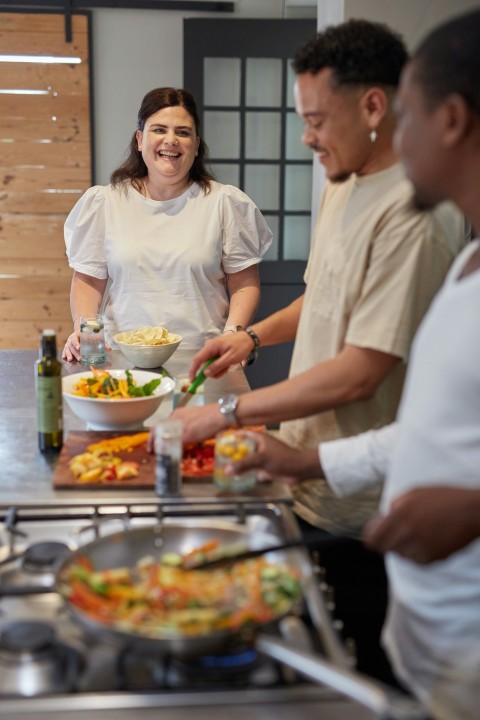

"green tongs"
[175,357,218,408]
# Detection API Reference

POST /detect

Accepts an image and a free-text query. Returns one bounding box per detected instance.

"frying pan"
[55,519,310,657]
[50,520,426,718]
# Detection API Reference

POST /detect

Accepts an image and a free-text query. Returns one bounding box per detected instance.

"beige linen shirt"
[280,163,465,535]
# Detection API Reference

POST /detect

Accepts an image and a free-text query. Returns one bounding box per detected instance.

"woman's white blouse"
[65,181,272,349]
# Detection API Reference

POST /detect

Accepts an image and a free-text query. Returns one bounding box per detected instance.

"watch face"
[219,394,238,424]
[220,394,237,413]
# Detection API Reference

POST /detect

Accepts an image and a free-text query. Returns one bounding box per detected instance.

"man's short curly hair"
[292,19,408,89]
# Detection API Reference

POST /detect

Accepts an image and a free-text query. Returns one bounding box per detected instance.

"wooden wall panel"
[0,190,84,214]
[0,215,65,255]
[1,114,91,142]
[0,276,72,349]
[0,11,92,349]
[1,140,90,168]
[0,13,87,32]
[1,63,89,94]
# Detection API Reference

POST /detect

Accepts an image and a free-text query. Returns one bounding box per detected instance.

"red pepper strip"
[69,580,112,617]
[182,539,220,562]
[228,605,273,629]
[75,555,94,571]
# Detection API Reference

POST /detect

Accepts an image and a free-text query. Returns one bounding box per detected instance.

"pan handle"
[255,634,427,720]
[70,511,135,548]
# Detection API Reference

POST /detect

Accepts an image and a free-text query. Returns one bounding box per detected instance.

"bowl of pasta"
[113,326,183,369]
[62,367,175,430]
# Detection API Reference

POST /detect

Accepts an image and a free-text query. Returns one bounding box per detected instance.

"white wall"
[90,1,315,183]
[344,0,480,50]
[89,0,480,192]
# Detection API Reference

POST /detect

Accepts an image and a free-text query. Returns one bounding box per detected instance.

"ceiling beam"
[0,1,234,12]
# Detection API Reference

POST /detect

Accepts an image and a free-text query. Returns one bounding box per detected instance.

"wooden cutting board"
[52,431,214,489]
[52,431,155,489]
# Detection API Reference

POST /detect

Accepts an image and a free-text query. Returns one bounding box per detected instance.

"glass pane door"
[184,18,316,388]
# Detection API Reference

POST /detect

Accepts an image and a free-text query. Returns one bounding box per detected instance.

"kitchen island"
[0,349,423,720]
[0,348,254,504]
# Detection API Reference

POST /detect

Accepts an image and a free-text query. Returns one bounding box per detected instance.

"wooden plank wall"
[0,12,92,349]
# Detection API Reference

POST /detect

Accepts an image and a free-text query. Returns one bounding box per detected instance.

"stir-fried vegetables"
[62,545,302,637]
[71,367,162,399]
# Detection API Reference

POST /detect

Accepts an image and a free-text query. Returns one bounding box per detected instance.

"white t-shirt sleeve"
[219,185,273,273]
[320,422,399,497]
[64,185,109,280]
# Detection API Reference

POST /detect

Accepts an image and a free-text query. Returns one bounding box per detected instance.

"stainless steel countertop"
[0,349,252,504]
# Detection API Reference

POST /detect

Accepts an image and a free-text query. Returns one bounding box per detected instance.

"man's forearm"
[250,294,304,347]
[234,345,399,427]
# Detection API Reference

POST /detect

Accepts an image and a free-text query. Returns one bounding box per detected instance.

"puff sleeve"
[64,185,109,280]
[219,185,273,273]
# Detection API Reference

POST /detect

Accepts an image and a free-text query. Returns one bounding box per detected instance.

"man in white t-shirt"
[228,10,480,720]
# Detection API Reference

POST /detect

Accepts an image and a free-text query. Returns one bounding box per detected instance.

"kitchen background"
[0,0,478,386]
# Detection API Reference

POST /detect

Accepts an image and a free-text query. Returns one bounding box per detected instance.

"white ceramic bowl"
[113,333,183,369]
[62,369,175,431]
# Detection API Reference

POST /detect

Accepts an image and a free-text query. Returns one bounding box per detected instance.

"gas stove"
[0,500,424,720]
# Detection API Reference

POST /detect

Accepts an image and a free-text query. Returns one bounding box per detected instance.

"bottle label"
[36,377,63,433]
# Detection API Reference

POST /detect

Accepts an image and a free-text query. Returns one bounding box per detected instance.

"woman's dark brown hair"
[110,87,214,193]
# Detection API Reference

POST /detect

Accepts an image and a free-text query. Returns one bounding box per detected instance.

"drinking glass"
[80,315,106,365]
[214,430,257,493]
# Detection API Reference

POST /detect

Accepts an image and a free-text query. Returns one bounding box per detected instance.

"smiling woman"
[62,86,272,362]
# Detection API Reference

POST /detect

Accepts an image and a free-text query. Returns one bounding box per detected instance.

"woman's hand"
[62,331,82,362]
[62,330,111,362]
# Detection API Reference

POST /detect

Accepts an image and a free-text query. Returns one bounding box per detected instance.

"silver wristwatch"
[218,393,240,426]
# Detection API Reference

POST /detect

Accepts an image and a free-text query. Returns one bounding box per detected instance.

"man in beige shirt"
[285,163,462,535]
[172,19,465,683]
[174,20,464,535]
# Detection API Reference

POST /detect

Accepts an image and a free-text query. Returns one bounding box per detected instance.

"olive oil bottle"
[35,329,63,452]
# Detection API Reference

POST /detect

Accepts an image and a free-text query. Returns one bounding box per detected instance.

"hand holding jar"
[214,430,257,493]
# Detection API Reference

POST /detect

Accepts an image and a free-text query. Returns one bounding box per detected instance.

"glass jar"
[214,430,257,493]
